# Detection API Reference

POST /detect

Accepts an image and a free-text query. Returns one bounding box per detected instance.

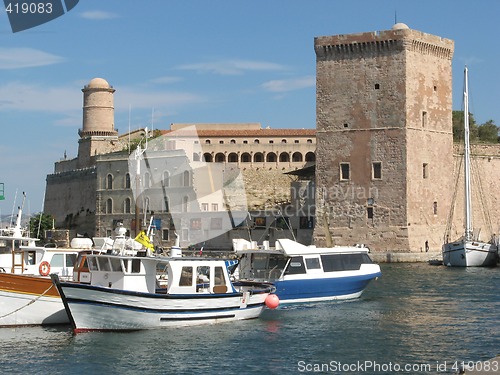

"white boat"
[233,238,381,304]
[442,67,498,267]
[51,251,277,333]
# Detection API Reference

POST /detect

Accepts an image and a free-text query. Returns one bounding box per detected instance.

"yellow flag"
[135,231,154,250]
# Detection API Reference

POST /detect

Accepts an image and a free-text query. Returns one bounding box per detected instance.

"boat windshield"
[321,253,372,272]
[241,253,287,281]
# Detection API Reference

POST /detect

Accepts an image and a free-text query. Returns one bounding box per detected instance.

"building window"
[162,229,169,241]
[205,140,211,144]
[124,198,131,214]
[106,199,113,214]
[243,140,248,144]
[254,152,264,162]
[423,163,429,179]
[422,111,427,127]
[230,139,236,144]
[279,152,290,162]
[228,153,238,162]
[343,123,349,128]
[367,207,374,219]
[125,173,131,189]
[183,171,190,186]
[305,152,316,162]
[106,174,113,189]
[372,162,382,179]
[212,203,218,211]
[307,139,312,143]
[294,140,299,144]
[215,153,225,163]
[203,153,213,162]
[375,83,380,89]
[254,139,260,144]
[340,163,350,181]
[433,201,438,215]
[241,153,251,162]
[201,203,209,211]
[292,152,303,162]
[281,139,287,143]
[219,140,224,144]
[269,140,274,144]
[266,152,277,162]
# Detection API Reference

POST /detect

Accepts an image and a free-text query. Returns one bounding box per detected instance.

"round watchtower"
[80,78,117,137]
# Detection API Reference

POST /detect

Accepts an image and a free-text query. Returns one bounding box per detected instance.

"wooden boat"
[52,252,277,333]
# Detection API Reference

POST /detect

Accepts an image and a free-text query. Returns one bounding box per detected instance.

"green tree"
[452,110,478,142]
[29,212,54,243]
[477,119,499,143]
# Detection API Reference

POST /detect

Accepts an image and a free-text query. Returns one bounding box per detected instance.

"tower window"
[423,163,429,179]
[372,162,382,179]
[367,207,374,219]
[422,111,427,127]
[433,201,438,215]
[343,123,349,128]
[340,163,350,181]
[375,83,380,89]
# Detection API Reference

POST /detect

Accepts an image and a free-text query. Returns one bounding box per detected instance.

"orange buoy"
[39,261,51,276]
[265,294,279,309]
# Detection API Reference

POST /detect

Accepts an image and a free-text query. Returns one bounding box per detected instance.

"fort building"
[44,79,316,249]
[313,23,456,253]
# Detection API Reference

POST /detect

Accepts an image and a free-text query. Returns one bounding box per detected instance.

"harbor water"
[0,263,498,374]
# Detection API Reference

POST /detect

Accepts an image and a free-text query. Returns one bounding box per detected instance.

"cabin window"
[26,251,36,265]
[110,257,122,272]
[51,254,64,268]
[131,259,141,273]
[88,257,98,271]
[321,254,372,272]
[179,266,193,286]
[214,266,226,287]
[196,266,210,292]
[284,256,306,275]
[305,257,321,270]
[97,257,111,271]
[66,254,77,267]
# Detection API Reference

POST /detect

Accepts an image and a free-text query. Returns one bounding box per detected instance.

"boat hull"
[274,266,381,304]
[442,240,498,267]
[52,277,270,332]
[0,273,68,326]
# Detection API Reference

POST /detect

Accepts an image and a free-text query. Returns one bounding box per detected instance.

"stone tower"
[77,77,118,168]
[313,23,454,253]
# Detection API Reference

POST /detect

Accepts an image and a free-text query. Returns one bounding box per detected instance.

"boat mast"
[463,66,472,241]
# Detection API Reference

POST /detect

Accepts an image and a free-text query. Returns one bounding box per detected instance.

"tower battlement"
[315,26,453,61]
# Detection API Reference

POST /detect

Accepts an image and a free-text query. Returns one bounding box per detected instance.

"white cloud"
[0,81,204,121]
[177,59,288,75]
[149,76,183,85]
[80,11,119,20]
[261,76,315,93]
[0,48,64,69]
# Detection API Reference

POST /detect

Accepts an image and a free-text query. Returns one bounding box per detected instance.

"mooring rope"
[0,283,55,319]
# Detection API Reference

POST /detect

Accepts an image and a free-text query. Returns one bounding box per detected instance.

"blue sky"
[1,0,499,215]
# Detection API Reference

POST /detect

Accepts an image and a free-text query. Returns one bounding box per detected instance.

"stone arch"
[215,153,225,163]
[292,152,303,162]
[279,152,290,162]
[305,152,316,162]
[266,152,277,162]
[254,152,264,162]
[228,152,238,162]
[241,152,251,162]
[203,153,213,162]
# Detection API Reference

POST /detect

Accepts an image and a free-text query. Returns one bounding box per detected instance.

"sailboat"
[442,66,498,267]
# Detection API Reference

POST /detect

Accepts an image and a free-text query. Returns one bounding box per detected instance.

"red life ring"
[39,261,51,276]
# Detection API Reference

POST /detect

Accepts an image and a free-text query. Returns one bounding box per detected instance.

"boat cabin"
[73,254,236,295]
[235,238,375,282]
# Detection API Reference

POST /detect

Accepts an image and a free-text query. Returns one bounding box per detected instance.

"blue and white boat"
[233,238,381,304]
